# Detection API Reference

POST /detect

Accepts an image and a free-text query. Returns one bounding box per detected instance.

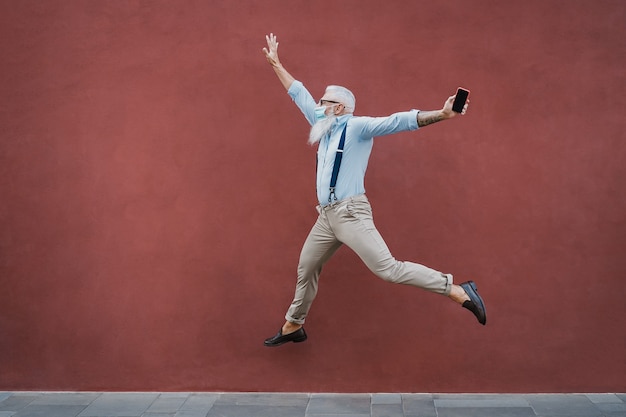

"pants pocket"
[346,201,373,221]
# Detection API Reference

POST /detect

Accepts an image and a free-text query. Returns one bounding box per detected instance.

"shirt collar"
[331,114,352,130]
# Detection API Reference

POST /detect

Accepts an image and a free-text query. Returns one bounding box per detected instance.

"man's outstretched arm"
[263,33,295,91]
[417,94,469,127]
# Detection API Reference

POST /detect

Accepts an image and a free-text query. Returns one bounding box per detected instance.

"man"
[262,33,486,347]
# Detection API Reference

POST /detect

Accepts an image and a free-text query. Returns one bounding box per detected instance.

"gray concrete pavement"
[0,392,625,416]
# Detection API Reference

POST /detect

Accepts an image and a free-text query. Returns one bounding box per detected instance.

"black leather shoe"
[264,327,307,347]
[460,281,486,325]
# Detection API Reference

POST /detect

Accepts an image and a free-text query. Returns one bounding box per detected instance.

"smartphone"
[452,87,470,113]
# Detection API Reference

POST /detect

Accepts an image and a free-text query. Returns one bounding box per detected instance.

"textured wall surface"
[1,0,625,392]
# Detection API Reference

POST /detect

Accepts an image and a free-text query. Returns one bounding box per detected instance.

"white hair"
[325,85,355,113]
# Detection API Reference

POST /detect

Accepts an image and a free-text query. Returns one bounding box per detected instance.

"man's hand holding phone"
[452,87,470,114]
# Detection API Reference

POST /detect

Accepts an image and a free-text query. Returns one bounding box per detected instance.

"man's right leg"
[265,211,342,346]
[284,213,342,331]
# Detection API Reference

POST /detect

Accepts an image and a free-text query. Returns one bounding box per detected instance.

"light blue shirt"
[288,80,420,206]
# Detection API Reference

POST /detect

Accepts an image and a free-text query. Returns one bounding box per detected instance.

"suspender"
[328,124,347,203]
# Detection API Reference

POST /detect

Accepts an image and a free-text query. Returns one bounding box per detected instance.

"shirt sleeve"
[352,109,420,138]
[288,80,317,126]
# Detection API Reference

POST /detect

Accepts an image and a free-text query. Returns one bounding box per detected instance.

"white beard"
[308,115,337,145]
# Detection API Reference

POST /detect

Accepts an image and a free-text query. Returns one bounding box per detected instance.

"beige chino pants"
[285,194,453,324]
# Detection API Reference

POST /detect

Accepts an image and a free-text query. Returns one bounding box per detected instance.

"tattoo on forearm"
[417,111,443,127]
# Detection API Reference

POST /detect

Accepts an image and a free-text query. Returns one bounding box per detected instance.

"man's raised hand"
[262,33,295,90]
[263,33,280,67]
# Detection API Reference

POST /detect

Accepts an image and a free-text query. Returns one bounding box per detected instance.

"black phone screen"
[452,88,469,113]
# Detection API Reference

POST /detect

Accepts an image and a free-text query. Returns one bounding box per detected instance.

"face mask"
[314,106,327,122]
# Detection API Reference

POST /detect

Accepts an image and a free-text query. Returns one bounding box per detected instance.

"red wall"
[1,0,625,393]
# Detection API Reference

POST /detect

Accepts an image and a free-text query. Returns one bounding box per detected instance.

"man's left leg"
[331,195,486,324]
